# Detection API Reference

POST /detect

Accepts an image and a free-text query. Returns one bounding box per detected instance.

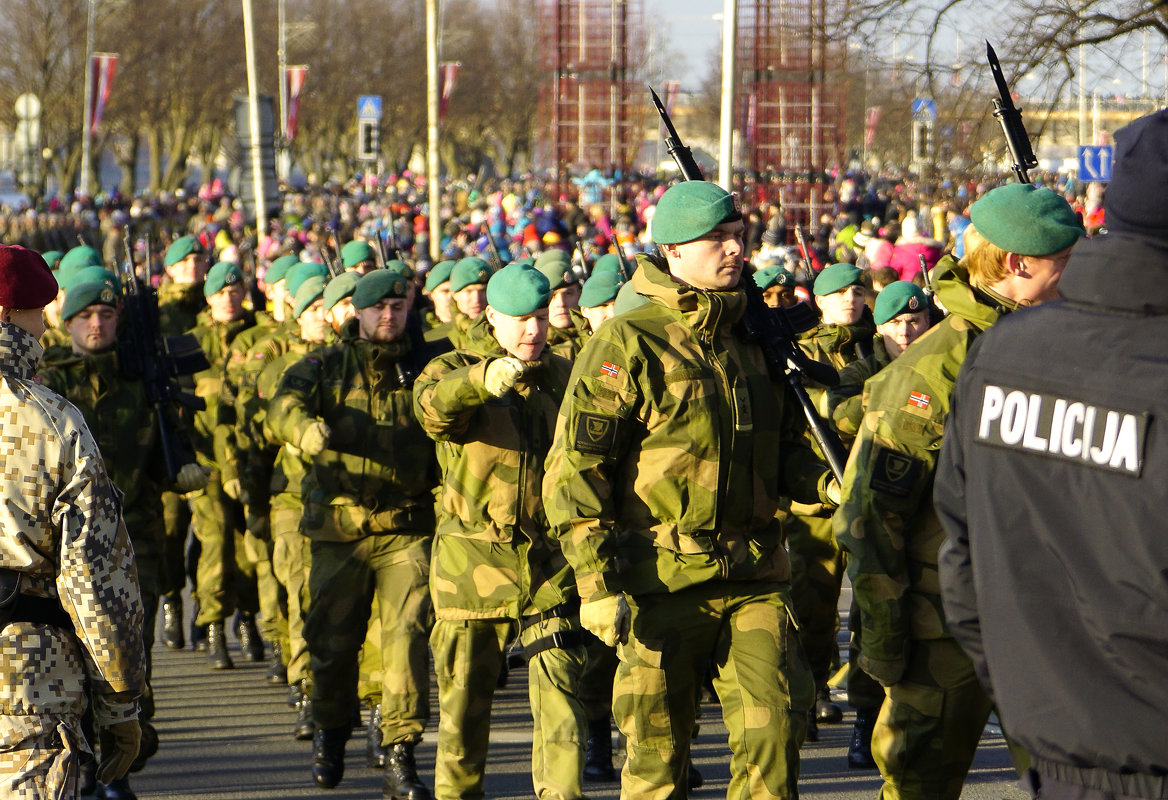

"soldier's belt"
[523,629,586,660]
[519,600,580,631]
[0,570,74,634]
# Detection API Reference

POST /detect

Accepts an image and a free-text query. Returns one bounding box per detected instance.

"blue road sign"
[911,98,937,122]
[357,95,383,120]
[1078,145,1114,182]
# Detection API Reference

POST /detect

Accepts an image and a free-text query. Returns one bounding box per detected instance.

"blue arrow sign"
[911,98,936,122]
[357,95,383,121]
[1078,145,1113,182]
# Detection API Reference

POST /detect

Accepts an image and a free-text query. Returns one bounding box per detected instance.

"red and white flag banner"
[439,62,461,122]
[285,65,309,139]
[90,52,119,133]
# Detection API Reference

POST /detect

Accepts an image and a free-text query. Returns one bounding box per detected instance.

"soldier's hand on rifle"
[580,593,631,647]
[484,356,529,397]
[299,421,331,457]
[175,463,210,493]
[97,719,141,784]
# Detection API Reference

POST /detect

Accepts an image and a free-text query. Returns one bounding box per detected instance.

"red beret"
[0,245,59,309]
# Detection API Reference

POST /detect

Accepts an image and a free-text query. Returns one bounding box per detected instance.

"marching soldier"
[835,183,1083,800]
[446,257,492,349]
[266,269,440,797]
[533,250,584,359]
[413,261,587,800]
[0,245,145,799]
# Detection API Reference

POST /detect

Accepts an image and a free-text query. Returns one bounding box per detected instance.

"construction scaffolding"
[738,0,848,233]
[537,0,645,196]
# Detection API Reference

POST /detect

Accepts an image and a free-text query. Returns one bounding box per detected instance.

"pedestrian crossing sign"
[357,95,383,120]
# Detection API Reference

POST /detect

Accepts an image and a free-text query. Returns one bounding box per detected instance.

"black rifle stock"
[648,86,849,482]
[116,232,210,482]
[479,224,505,270]
[986,41,1037,184]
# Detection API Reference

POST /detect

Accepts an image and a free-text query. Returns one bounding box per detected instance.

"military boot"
[95,776,136,800]
[266,641,288,685]
[805,708,819,743]
[687,759,703,790]
[366,702,389,768]
[847,709,878,769]
[582,718,616,782]
[205,621,234,670]
[190,599,207,652]
[312,725,350,789]
[236,611,265,662]
[816,687,844,724]
[294,682,316,741]
[382,741,431,800]
[159,595,184,650]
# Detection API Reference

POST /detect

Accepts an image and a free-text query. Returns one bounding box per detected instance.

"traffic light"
[357,119,379,161]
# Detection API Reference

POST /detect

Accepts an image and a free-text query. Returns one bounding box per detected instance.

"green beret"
[384,259,415,280]
[511,257,535,269]
[579,273,623,308]
[969,183,1084,256]
[62,266,120,293]
[652,181,742,245]
[813,263,864,296]
[204,261,245,297]
[62,280,120,322]
[424,260,456,292]
[450,257,492,293]
[352,269,409,309]
[341,240,376,268]
[286,262,329,297]
[874,281,929,325]
[266,254,301,285]
[753,265,796,291]
[323,271,362,311]
[591,253,624,277]
[486,262,550,316]
[534,249,577,291]
[59,245,104,278]
[164,236,204,267]
[40,250,63,271]
[614,280,649,315]
[293,276,327,318]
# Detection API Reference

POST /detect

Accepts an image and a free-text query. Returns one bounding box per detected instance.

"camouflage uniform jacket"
[543,253,832,603]
[413,333,576,619]
[265,321,439,542]
[157,281,205,337]
[827,336,893,439]
[0,323,145,730]
[546,319,585,360]
[187,313,255,480]
[833,255,1019,684]
[257,332,333,496]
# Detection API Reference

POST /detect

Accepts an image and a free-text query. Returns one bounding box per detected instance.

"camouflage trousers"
[431,615,587,800]
[579,637,618,723]
[270,494,312,687]
[304,533,431,739]
[244,512,287,654]
[787,513,845,689]
[159,490,191,598]
[872,638,993,800]
[188,473,259,625]
[846,597,886,714]
[617,582,815,800]
[0,715,86,800]
[358,594,385,705]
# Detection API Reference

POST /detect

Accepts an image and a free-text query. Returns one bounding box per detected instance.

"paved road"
[128,586,1025,799]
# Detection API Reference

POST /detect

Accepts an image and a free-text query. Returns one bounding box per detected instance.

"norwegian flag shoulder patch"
[600,361,621,378]
[907,391,931,409]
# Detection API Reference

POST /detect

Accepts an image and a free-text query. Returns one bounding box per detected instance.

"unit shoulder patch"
[869,446,923,497]
[573,412,618,456]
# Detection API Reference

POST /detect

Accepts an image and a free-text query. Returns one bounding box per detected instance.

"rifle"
[792,226,815,283]
[320,243,341,278]
[986,41,1038,185]
[572,235,591,277]
[115,231,210,482]
[648,85,850,482]
[919,254,933,296]
[384,204,403,261]
[479,223,504,270]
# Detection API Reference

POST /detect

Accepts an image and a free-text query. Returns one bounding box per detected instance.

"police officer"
[0,245,145,799]
[414,261,587,800]
[266,269,439,797]
[936,109,1168,800]
[834,183,1083,800]
[545,181,835,799]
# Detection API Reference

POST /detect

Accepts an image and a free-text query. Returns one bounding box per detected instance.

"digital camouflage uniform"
[0,324,145,799]
[265,319,437,742]
[788,317,874,699]
[186,310,259,628]
[833,256,1009,800]
[156,281,206,602]
[413,316,586,800]
[38,347,187,722]
[545,254,830,800]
